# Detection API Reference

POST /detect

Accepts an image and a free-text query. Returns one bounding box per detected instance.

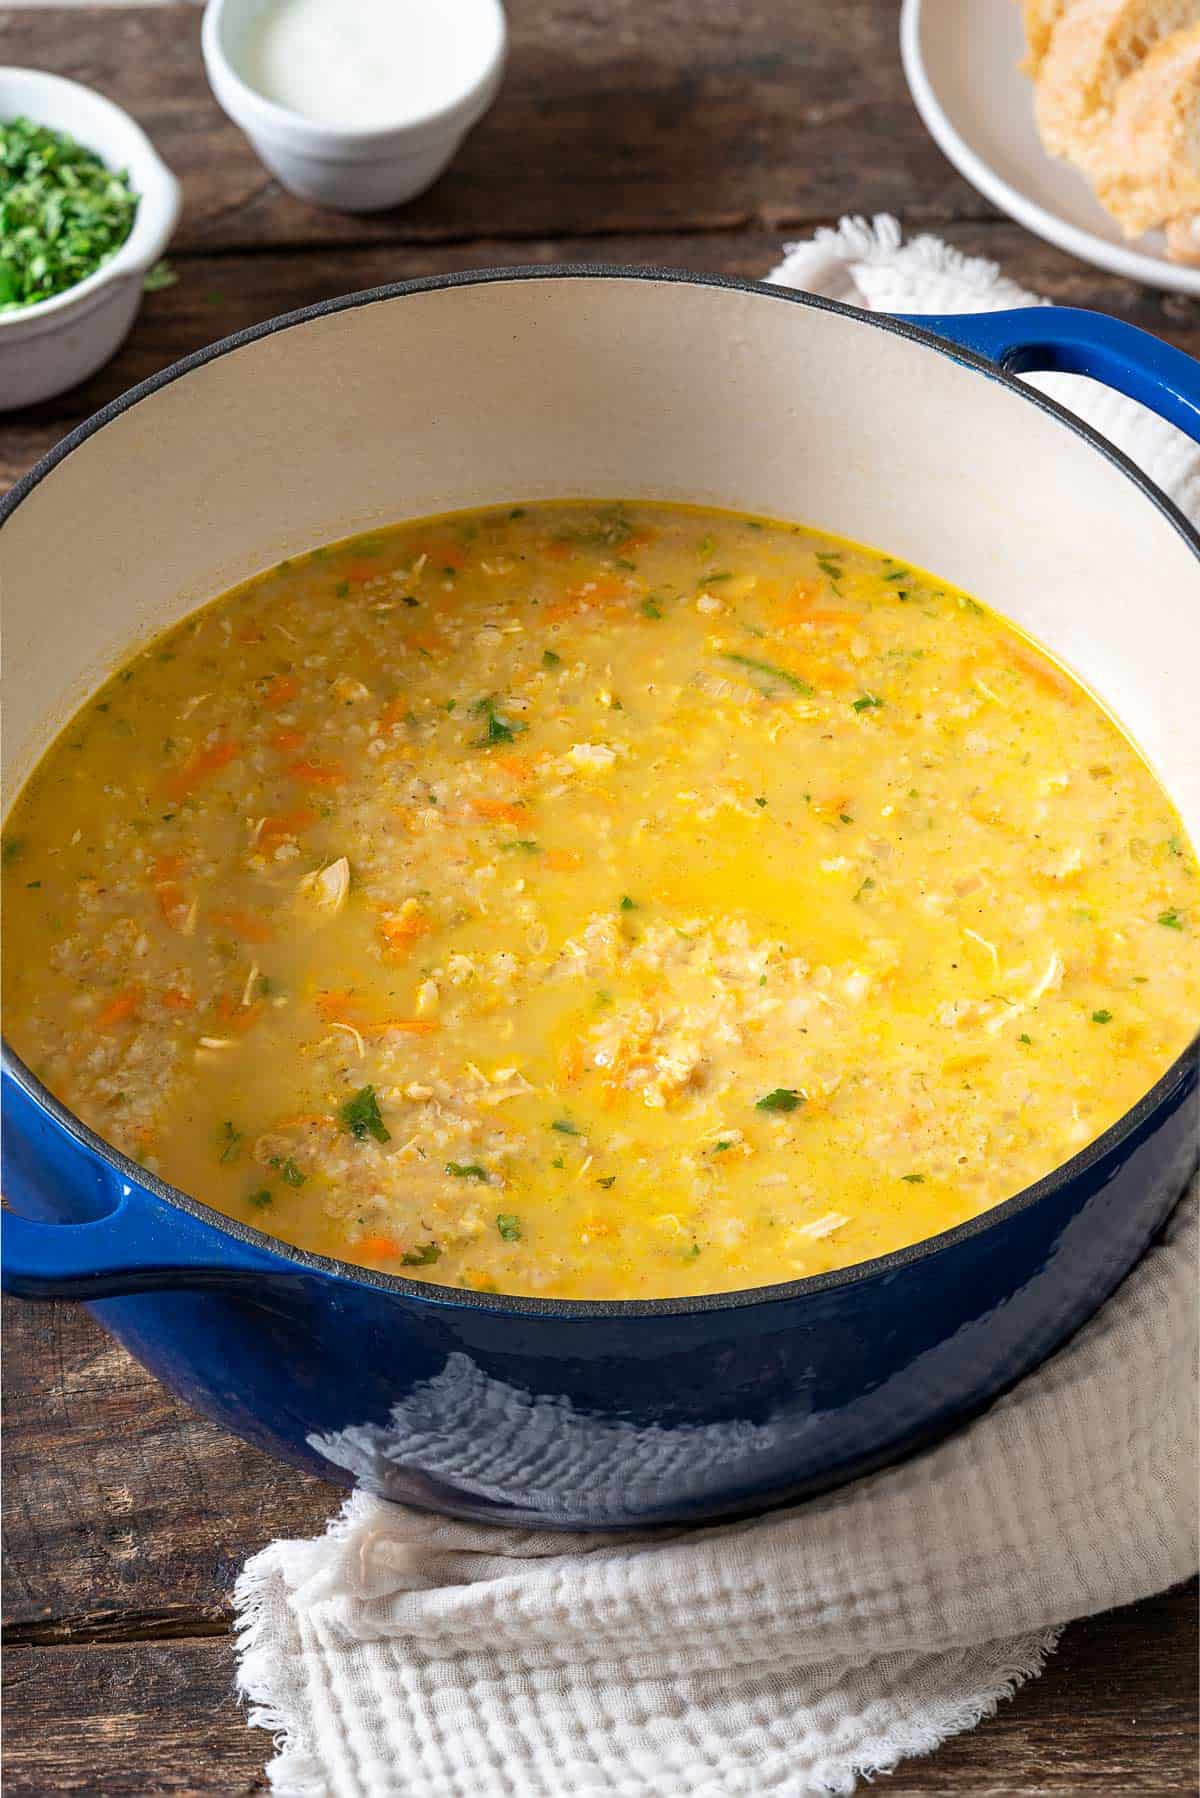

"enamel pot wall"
[3,272,1198,1527]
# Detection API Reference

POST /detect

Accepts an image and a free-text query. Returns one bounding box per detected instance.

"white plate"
[900,0,1200,298]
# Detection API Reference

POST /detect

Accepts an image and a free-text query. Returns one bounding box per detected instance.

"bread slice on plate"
[1094,22,1200,233]
[1019,0,1073,71]
[1034,0,1200,164]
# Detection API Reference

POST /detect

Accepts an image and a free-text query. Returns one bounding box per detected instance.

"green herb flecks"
[269,1155,306,1187]
[219,1121,242,1164]
[1158,907,1186,930]
[340,1084,390,1143]
[472,694,526,747]
[721,654,813,696]
[445,1162,489,1181]
[551,1118,581,1135]
[402,1241,441,1266]
[248,1189,273,1210]
[851,693,883,712]
[755,1087,804,1113]
[496,1214,522,1240]
[1091,1009,1113,1024]
[0,118,139,312]
[641,598,663,620]
[542,649,561,667]
[901,1173,925,1184]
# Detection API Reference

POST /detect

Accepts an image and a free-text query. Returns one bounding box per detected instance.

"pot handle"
[2,1068,279,1299]
[902,307,1200,446]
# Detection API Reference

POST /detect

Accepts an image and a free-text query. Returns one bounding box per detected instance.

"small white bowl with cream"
[202,0,506,212]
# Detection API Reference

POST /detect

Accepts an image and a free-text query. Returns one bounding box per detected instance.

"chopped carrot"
[262,674,299,709]
[378,908,432,953]
[260,806,317,842]
[287,758,347,787]
[237,624,265,645]
[1010,644,1077,703]
[276,1112,336,1132]
[272,727,307,753]
[152,853,187,882]
[545,539,572,561]
[359,1233,400,1259]
[545,848,583,871]
[163,988,195,1012]
[379,696,409,731]
[471,798,527,824]
[212,907,274,944]
[166,738,239,802]
[96,985,143,1030]
[495,754,532,783]
[344,559,383,584]
[216,994,263,1033]
[623,528,657,550]
[362,1018,440,1036]
[418,539,466,570]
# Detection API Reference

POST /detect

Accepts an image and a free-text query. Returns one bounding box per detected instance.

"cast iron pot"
[3,272,1198,1527]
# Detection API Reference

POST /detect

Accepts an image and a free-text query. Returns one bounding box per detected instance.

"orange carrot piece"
[344,559,383,584]
[260,806,317,842]
[494,754,532,782]
[419,539,466,570]
[216,994,263,1033]
[379,696,409,731]
[1010,644,1077,703]
[152,852,187,882]
[359,1233,400,1259]
[272,727,308,753]
[212,908,274,944]
[96,985,143,1029]
[544,848,583,871]
[163,988,195,1012]
[262,674,299,709]
[362,1018,440,1036]
[287,758,347,787]
[166,738,239,802]
[378,910,432,952]
[471,798,528,824]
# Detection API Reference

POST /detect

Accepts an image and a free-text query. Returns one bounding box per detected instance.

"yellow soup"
[4,503,1198,1299]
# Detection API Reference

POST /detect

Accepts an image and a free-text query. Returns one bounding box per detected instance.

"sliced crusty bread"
[1018,0,1072,72]
[1034,0,1200,165]
[1166,208,1200,257]
[1094,23,1200,234]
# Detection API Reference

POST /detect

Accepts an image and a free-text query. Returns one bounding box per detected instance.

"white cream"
[236,0,502,132]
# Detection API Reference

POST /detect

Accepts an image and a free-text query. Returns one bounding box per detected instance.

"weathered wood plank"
[2,221,1198,487]
[3,1586,1195,1794]
[1,1298,335,1631]
[0,0,992,252]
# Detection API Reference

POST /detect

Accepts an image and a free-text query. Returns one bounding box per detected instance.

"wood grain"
[3,1,1198,1790]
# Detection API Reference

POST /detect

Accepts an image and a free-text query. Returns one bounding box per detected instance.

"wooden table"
[2,3,1196,1789]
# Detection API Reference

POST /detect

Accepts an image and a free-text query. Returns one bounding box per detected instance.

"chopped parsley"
[721,654,813,696]
[1158,908,1185,930]
[472,695,525,747]
[445,1162,489,1181]
[755,1087,804,1113]
[401,1241,441,1266]
[496,1214,522,1241]
[542,649,561,667]
[269,1156,307,1188]
[551,1118,581,1135]
[619,894,638,911]
[641,598,663,620]
[839,813,854,825]
[1018,1032,1032,1045]
[596,1174,617,1189]
[755,795,767,807]
[248,1189,273,1210]
[340,1084,390,1143]
[816,554,843,581]
[0,119,139,312]
[713,1140,732,1153]
[853,877,876,902]
[901,1174,925,1184]
[501,838,541,853]
[218,1122,242,1164]
[852,693,883,712]
[1091,1009,1113,1024]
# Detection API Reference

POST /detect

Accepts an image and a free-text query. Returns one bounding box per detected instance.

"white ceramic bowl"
[201,0,507,213]
[0,69,181,411]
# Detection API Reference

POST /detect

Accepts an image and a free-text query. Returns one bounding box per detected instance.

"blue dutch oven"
[3,272,1198,1526]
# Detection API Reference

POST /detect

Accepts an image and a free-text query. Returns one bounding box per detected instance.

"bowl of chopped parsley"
[0,68,180,409]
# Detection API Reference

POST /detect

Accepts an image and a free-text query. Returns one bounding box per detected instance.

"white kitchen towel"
[235,217,1200,1798]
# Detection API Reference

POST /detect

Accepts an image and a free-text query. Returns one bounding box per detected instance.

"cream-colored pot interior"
[4,274,1197,838]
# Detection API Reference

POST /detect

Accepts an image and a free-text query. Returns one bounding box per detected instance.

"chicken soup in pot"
[4,502,1197,1298]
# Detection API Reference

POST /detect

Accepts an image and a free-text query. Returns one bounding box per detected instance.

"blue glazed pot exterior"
[3,280,1200,1527]
[4,1044,1195,1527]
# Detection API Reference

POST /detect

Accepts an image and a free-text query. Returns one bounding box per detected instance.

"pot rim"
[3,263,1198,1318]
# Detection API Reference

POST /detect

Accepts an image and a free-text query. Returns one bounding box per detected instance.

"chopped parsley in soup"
[4,502,1197,1299]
